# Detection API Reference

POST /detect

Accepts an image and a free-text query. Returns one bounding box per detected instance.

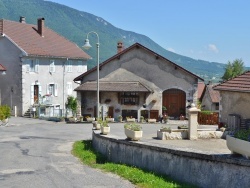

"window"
[77,61,83,72]
[49,60,55,73]
[47,83,58,96]
[27,59,39,72]
[119,92,139,105]
[66,60,72,72]
[67,82,72,95]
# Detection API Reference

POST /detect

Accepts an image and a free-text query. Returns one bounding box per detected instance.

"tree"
[65,96,77,117]
[222,59,245,81]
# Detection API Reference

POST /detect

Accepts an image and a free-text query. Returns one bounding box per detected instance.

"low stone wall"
[92,131,250,188]
[157,129,224,140]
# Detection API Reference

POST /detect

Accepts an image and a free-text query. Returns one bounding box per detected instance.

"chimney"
[37,18,45,37]
[117,41,123,53]
[19,16,26,23]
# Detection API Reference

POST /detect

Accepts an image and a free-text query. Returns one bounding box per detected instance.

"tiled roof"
[74,81,152,92]
[197,82,205,99]
[207,84,220,103]
[0,64,6,71]
[0,19,90,60]
[74,43,204,81]
[213,71,250,93]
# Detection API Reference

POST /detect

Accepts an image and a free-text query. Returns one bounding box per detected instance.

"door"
[163,89,186,117]
[34,85,39,104]
[150,110,159,120]
[108,106,114,118]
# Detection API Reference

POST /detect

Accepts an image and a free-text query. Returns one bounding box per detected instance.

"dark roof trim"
[74,42,204,81]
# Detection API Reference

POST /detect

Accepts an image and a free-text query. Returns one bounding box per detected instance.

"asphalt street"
[0,117,134,188]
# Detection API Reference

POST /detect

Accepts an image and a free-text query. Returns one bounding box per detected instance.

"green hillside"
[0,0,225,82]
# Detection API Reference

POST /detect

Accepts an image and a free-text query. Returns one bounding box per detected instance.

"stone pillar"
[76,91,82,118]
[188,103,200,140]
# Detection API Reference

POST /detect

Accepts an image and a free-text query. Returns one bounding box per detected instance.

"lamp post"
[83,32,100,119]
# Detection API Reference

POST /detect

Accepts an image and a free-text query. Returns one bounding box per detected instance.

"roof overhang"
[74,81,152,93]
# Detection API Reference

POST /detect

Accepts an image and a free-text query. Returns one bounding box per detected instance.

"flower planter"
[92,121,101,130]
[148,119,156,123]
[126,118,135,122]
[226,135,250,159]
[101,126,110,135]
[87,117,95,122]
[106,118,114,122]
[124,128,143,141]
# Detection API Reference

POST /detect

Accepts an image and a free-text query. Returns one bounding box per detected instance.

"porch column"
[76,91,82,118]
[188,103,200,140]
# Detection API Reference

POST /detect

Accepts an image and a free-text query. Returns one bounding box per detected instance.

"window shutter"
[30,85,34,105]
[46,84,49,95]
[26,60,30,72]
[35,59,39,72]
[54,83,58,97]
[39,85,42,96]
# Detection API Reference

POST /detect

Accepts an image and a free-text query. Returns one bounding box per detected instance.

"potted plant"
[93,118,101,130]
[118,115,123,122]
[148,118,156,123]
[105,116,114,122]
[0,105,11,125]
[86,116,95,122]
[140,116,144,123]
[226,129,250,159]
[160,126,172,133]
[100,120,110,135]
[124,123,143,141]
[126,116,135,122]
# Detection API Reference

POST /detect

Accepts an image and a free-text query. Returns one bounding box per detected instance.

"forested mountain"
[0,0,226,82]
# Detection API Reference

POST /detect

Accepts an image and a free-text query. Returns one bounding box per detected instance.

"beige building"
[0,17,90,116]
[214,71,250,127]
[74,42,203,121]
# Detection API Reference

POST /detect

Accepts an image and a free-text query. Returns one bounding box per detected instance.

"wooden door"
[34,85,39,104]
[163,89,186,117]
[108,106,114,118]
[150,110,159,120]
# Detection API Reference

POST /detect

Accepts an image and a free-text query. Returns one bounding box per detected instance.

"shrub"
[234,129,250,142]
[0,105,11,120]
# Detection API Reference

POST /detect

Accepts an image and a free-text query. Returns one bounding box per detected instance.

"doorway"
[163,89,186,117]
[34,85,39,104]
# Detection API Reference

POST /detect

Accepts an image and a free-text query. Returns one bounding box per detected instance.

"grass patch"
[72,140,195,188]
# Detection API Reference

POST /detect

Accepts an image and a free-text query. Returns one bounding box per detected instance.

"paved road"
[0,117,134,188]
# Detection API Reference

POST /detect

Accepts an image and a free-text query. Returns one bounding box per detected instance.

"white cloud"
[208,44,219,53]
[167,47,175,53]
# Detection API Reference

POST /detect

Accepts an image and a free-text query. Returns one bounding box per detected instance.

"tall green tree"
[222,59,245,81]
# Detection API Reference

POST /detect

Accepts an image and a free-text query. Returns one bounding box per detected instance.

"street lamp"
[83,31,100,119]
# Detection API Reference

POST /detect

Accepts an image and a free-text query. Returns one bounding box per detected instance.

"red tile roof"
[197,82,205,100]
[0,64,6,71]
[213,71,250,93]
[74,81,152,92]
[207,84,220,103]
[0,19,90,60]
[74,43,204,81]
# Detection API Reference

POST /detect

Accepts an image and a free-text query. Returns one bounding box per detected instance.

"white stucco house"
[74,42,203,121]
[0,17,90,116]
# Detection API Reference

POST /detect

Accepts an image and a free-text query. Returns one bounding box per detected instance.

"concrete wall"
[92,132,250,188]
[80,47,198,117]
[0,36,87,116]
[219,91,250,123]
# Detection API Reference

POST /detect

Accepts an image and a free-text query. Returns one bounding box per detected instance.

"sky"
[49,0,250,66]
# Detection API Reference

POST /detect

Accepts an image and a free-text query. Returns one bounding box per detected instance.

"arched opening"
[162,89,186,117]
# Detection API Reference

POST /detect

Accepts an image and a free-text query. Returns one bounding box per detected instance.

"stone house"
[74,42,203,121]
[0,17,90,116]
[213,71,250,126]
[200,83,220,112]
